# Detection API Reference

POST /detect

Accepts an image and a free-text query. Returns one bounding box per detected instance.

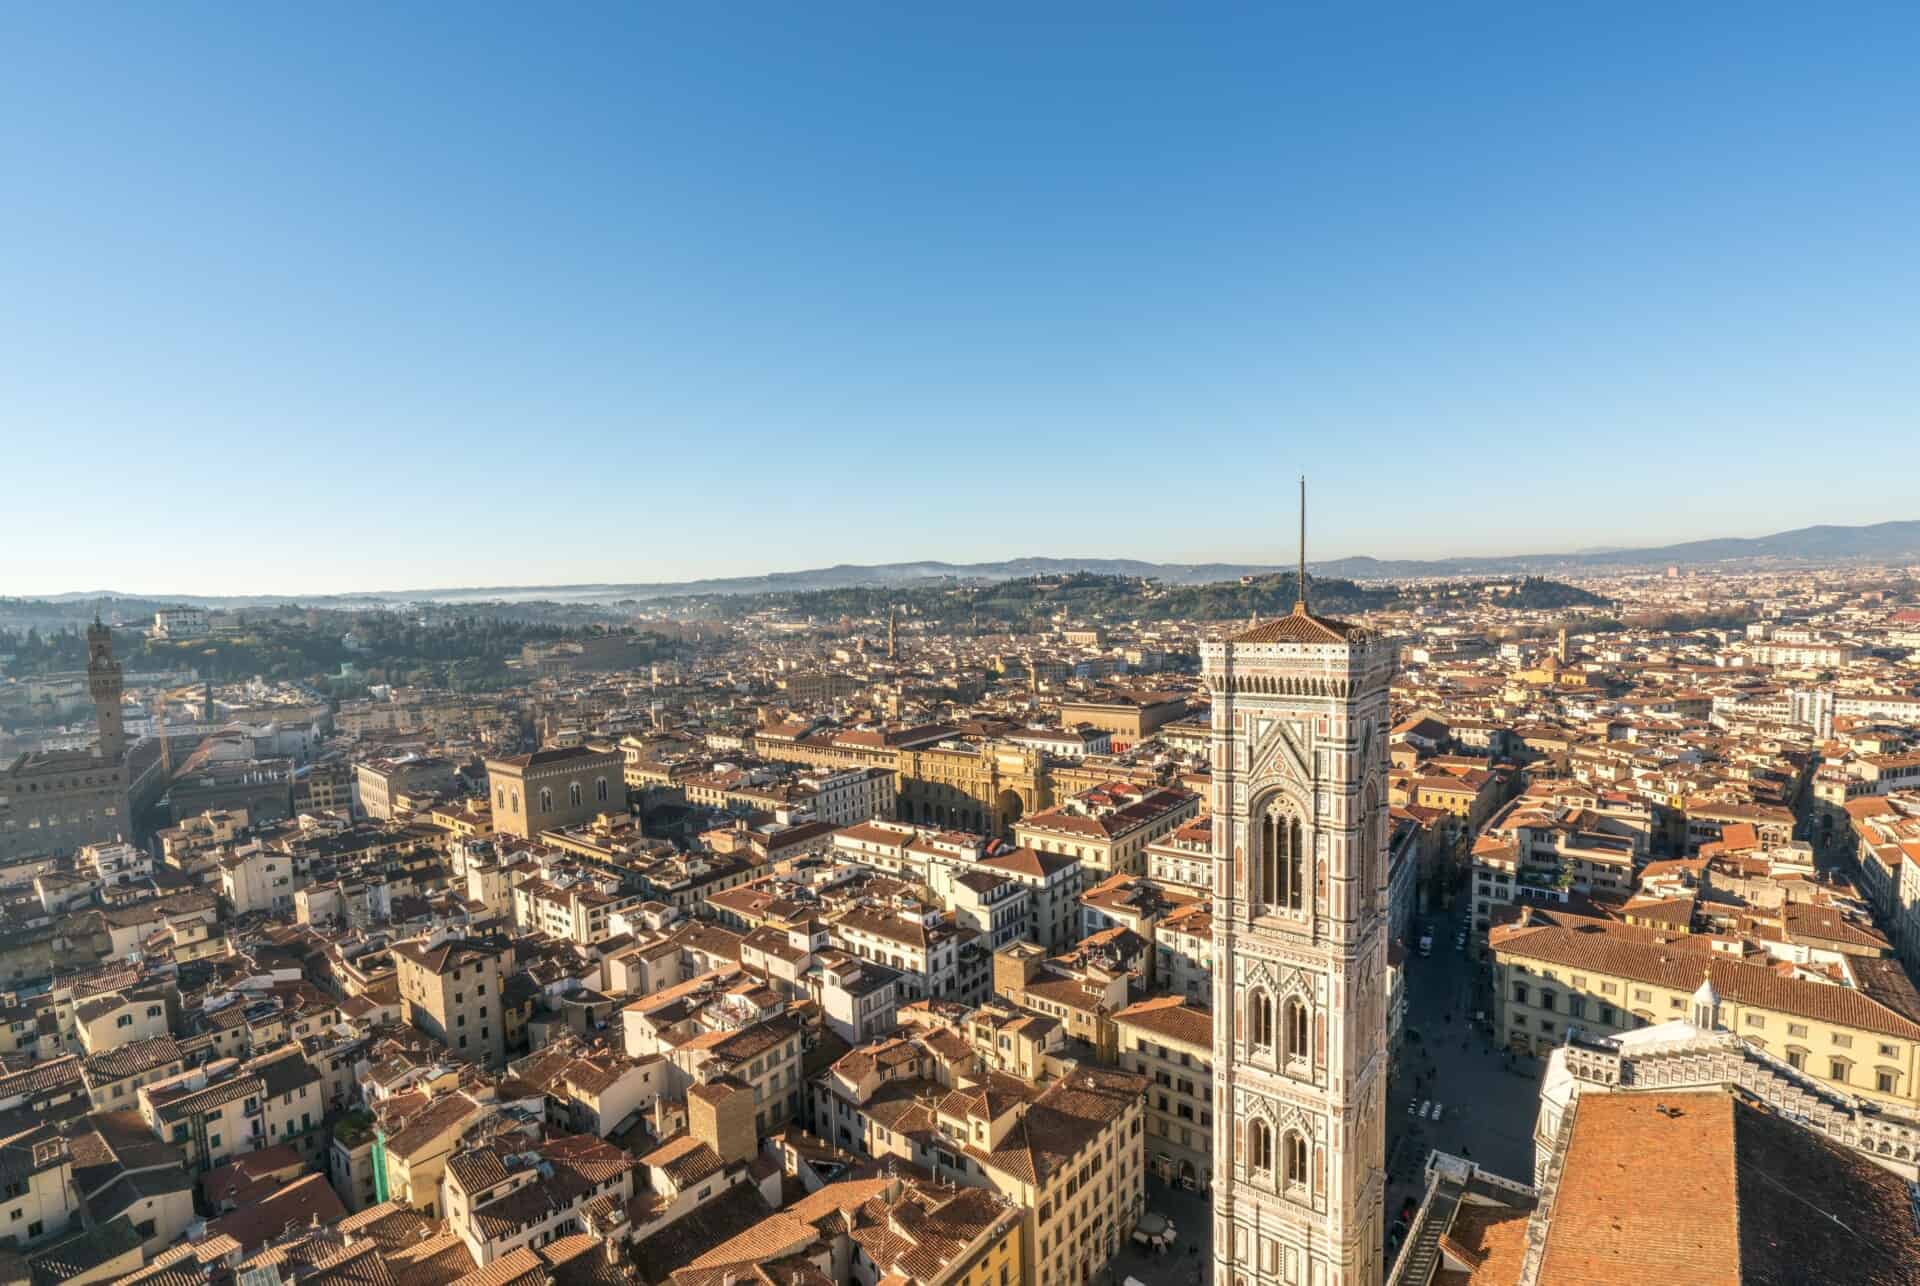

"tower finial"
[1295,474,1308,614]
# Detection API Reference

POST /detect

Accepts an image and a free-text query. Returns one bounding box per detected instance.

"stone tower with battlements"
[87,618,126,761]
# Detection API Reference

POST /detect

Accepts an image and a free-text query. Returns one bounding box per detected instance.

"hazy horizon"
[10,513,1918,602]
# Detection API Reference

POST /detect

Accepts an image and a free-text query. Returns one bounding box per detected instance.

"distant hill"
[1297,520,1920,580]
[24,520,1919,606]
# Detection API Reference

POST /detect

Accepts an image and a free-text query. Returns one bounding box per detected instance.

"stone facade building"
[0,620,136,860]
[484,744,626,839]
[1205,594,1394,1286]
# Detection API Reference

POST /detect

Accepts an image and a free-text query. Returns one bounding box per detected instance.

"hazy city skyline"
[7,5,1919,594]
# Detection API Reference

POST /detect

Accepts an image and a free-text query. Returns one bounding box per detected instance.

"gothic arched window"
[1259,807,1306,912]
[539,788,553,814]
[1359,783,1380,910]
[596,777,609,803]
[569,782,582,809]
[1249,1120,1273,1174]
[1284,1132,1308,1188]
[1250,991,1274,1050]
[1284,997,1309,1063]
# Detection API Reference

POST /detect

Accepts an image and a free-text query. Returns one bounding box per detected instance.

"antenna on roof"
[1296,474,1308,615]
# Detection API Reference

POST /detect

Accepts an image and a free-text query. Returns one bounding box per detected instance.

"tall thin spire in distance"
[1295,474,1308,614]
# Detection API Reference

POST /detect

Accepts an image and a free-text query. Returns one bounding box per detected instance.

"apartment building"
[991,943,1129,1061]
[1013,784,1199,880]
[139,1060,266,1174]
[1112,996,1213,1191]
[806,949,902,1046]
[374,1084,495,1215]
[1470,798,1646,933]
[1154,901,1214,1005]
[443,1134,638,1267]
[1144,816,1214,896]
[81,1036,185,1110]
[219,843,297,916]
[673,1011,808,1136]
[0,1121,77,1251]
[354,755,456,821]
[73,984,174,1057]
[623,969,808,1135]
[509,1040,670,1138]
[812,1032,969,1165]
[959,1066,1149,1286]
[1491,907,1920,1110]
[972,846,1084,950]
[961,1001,1068,1081]
[512,874,637,945]
[796,765,897,826]
[832,898,985,1006]
[945,871,1032,951]
[393,933,514,1068]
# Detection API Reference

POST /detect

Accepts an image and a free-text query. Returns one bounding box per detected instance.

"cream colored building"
[1113,996,1214,1191]
[442,1134,637,1267]
[374,1084,493,1215]
[962,1067,1148,1286]
[1014,784,1199,880]
[1492,907,1920,1110]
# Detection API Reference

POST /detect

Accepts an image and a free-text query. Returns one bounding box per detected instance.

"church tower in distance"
[87,617,126,762]
[1204,481,1392,1286]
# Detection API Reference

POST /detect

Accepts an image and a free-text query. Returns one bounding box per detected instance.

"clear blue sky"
[4,4,1917,596]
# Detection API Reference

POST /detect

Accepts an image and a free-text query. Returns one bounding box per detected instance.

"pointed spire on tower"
[1294,474,1309,615]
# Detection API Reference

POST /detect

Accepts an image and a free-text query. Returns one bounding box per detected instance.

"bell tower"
[87,616,126,762]
[1205,480,1392,1286]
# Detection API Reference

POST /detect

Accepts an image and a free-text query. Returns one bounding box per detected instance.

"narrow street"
[1384,896,1544,1249]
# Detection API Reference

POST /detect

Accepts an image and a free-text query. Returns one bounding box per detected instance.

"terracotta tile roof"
[848,1183,1014,1282]
[1112,996,1213,1049]
[973,847,1078,880]
[206,1172,347,1252]
[632,1182,775,1277]
[641,1132,723,1187]
[1433,1194,1531,1285]
[1491,916,1920,1041]
[446,1246,546,1286]
[967,1067,1145,1189]
[688,1178,894,1269]
[1538,1090,1920,1285]
[383,1231,477,1286]
[81,1037,182,1085]
[1231,604,1362,645]
[534,1234,628,1286]
[335,1201,440,1250]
